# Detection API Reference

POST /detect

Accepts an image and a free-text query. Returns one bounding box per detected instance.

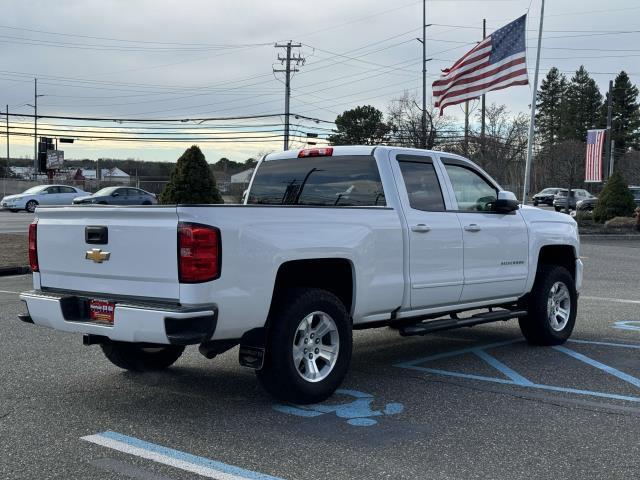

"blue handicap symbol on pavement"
[613,320,640,332]
[273,389,404,426]
[394,338,640,403]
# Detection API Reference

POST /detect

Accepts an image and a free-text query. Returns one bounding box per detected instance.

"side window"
[398,161,445,212]
[443,163,497,212]
[60,186,75,194]
[45,186,60,194]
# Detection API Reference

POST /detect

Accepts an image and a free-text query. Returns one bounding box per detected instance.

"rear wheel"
[26,200,38,213]
[554,206,561,212]
[257,288,352,404]
[518,265,577,345]
[101,342,185,371]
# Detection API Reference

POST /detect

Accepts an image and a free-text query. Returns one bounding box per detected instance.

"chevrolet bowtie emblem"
[85,248,111,263]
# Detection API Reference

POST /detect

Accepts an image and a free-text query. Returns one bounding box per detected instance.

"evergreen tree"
[536,67,568,147]
[328,105,391,145]
[592,170,636,223]
[564,66,603,142]
[160,145,223,204]
[600,71,640,151]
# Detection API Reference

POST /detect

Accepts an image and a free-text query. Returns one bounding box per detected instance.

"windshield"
[93,187,118,196]
[540,188,557,194]
[22,186,47,194]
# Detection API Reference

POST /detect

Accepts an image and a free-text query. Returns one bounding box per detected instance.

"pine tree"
[592,170,636,223]
[600,71,640,151]
[536,67,568,147]
[564,66,603,142]
[160,145,223,204]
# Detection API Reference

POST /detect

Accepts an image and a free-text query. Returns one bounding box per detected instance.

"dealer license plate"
[88,299,115,323]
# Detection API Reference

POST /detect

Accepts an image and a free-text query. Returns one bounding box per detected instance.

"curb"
[580,234,640,240]
[0,266,31,277]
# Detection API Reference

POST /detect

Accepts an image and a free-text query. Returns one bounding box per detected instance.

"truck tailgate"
[35,206,180,300]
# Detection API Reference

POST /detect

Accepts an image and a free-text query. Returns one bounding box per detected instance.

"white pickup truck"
[20,146,582,404]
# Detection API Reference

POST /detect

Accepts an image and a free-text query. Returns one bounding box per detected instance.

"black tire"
[554,206,561,212]
[533,201,538,206]
[100,342,185,371]
[9,209,19,213]
[26,200,38,213]
[256,288,352,404]
[142,201,152,205]
[518,265,577,346]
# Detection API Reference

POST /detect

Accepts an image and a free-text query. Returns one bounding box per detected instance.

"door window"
[59,186,76,194]
[398,161,445,211]
[443,164,497,212]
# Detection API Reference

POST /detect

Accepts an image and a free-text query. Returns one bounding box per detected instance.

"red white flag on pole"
[585,129,605,183]
[433,15,529,115]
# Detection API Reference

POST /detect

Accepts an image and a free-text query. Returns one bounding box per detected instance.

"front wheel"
[518,265,577,345]
[100,342,185,371]
[257,288,352,404]
[533,201,538,206]
[26,200,38,213]
[554,206,561,212]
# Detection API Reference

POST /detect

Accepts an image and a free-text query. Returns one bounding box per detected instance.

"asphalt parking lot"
[0,210,34,234]
[1,238,639,480]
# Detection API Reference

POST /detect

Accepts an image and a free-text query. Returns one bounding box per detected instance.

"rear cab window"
[247,155,386,206]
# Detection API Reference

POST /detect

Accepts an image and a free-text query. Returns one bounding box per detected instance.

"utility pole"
[3,105,7,198]
[610,140,615,177]
[421,0,427,149]
[34,78,38,178]
[480,19,486,148]
[605,79,613,181]
[464,101,469,155]
[274,41,304,150]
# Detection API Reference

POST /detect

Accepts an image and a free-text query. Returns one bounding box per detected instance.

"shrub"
[160,145,223,205]
[592,170,635,223]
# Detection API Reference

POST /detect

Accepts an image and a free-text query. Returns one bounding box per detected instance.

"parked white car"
[1,185,88,213]
[20,146,582,404]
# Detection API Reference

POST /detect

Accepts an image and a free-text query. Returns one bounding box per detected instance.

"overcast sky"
[2,0,639,163]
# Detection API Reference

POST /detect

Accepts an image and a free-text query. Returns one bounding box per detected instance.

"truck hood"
[520,205,576,224]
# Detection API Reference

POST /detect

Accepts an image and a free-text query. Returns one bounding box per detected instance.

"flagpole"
[522,0,545,205]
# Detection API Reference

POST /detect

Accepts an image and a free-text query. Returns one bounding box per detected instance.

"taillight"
[298,147,333,158]
[178,223,221,283]
[29,221,39,272]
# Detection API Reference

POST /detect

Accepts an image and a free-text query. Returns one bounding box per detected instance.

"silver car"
[72,187,158,206]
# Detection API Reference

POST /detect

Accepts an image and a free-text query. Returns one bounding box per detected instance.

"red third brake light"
[28,220,39,272]
[178,222,221,283]
[298,147,333,158]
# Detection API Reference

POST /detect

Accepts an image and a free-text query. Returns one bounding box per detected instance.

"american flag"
[433,15,529,115]
[585,129,605,183]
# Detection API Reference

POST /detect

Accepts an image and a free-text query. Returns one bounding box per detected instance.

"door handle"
[411,224,431,233]
[464,224,481,232]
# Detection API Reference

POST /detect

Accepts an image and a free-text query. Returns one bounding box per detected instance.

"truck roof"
[263,145,451,162]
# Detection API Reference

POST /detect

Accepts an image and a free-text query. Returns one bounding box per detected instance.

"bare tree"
[467,103,529,194]
[386,92,454,149]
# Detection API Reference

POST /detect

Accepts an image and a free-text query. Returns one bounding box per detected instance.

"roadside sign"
[46,150,64,169]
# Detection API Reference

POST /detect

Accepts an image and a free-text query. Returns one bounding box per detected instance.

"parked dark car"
[73,187,158,206]
[532,187,563,206]
[577,186,640,211]
[553,189,594,212]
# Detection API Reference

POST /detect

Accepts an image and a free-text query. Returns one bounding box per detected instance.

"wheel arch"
[536,244,577,280]
[270,258,355,318]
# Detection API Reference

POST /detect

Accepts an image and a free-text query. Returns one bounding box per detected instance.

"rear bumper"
[19,290,217,345]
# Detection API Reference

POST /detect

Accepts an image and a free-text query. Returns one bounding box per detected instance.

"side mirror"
[493,191,519,213]
[112,192,119,197]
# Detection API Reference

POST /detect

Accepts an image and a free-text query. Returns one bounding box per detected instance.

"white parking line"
[82,431,285,480]
[0,289,19,295]
[582,296,640,305]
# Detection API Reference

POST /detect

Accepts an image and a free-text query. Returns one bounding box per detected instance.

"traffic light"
[38,137,54,172]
